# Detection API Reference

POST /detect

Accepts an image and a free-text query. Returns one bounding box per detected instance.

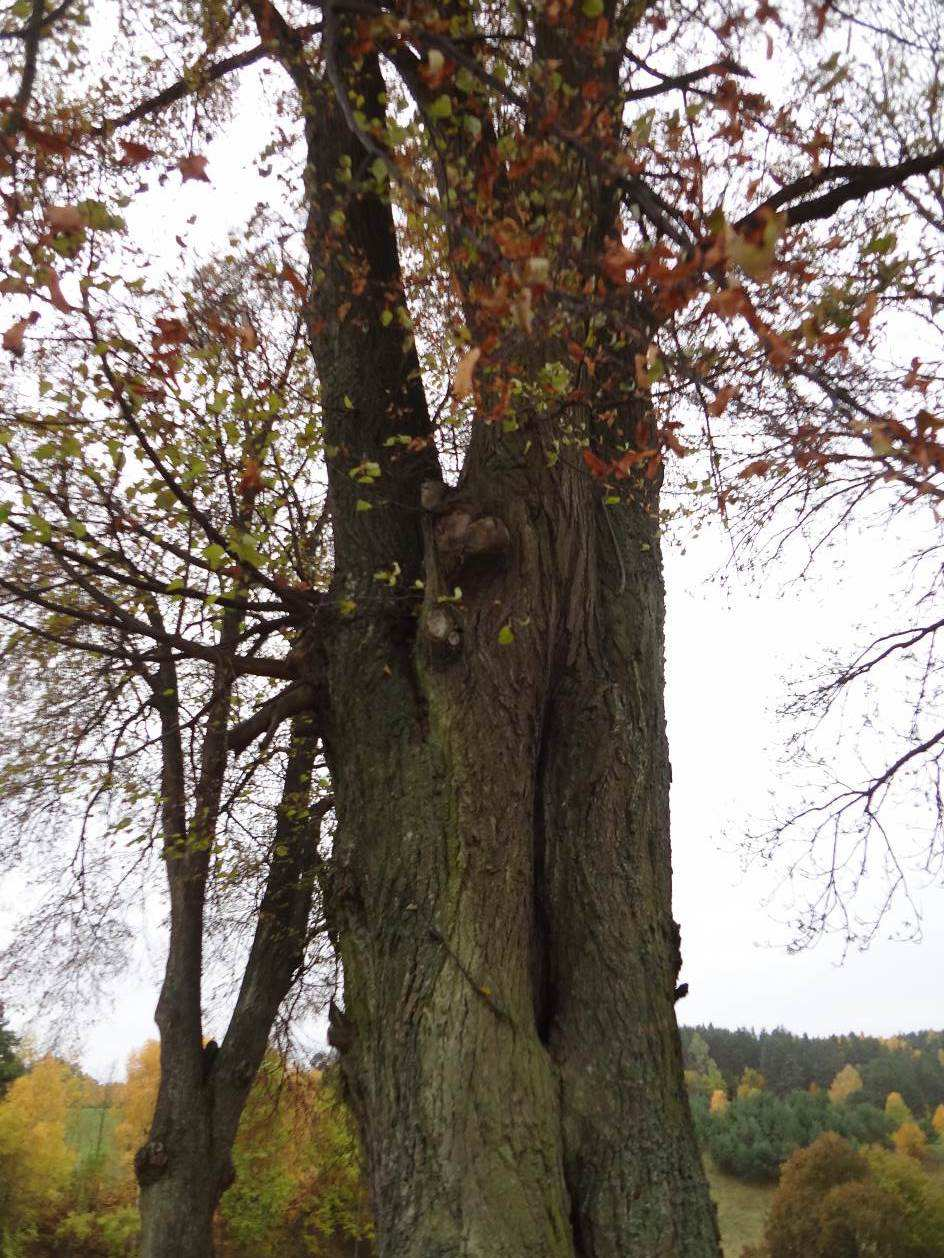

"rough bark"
[319,450,718,1257]
[250,6,720,1253]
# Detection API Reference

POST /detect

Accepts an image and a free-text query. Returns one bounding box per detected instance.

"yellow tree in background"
[737,1069,766,1100]
[0,1056,79,1245]
[885,1092,914,1127]
[932,1104,944,1137]
[828,1065,864,1105]
[709,1090,728,1116]
[892,1122,929,1162]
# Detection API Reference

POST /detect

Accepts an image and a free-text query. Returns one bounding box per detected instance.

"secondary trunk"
[136,1084,229,1258]
[320,452,719,1256]
[137,716,322,1258]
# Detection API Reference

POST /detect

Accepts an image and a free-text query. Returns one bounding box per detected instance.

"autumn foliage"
[0,1046,372,1258]
[748,1132,944,1258]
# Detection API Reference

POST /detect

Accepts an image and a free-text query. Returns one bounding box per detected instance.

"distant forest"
[681,1026,944,1114]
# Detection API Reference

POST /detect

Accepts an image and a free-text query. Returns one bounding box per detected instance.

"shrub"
[754,1133,944,1258]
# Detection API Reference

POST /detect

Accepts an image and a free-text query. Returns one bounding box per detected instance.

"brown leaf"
[178,154,210,183]
[23,123,73,157]
[44,204,84,234]
[41,266,71,313]
[280,262,307,299]
[236,320,258,351]
[855,292,878,337]
[119,139,156,167]
[452,346,481,400]
[153,316,189,347]
[3,311,39,357]
[707,385,738,417]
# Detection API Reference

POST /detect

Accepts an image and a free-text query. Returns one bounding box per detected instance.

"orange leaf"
[602,241,635,286]
[238,458,264,496]
[452,346,481,400]
[583,448,609,478]
[739,459,770,478]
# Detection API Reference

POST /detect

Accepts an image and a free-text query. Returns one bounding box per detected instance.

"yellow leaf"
[724,207,787,280]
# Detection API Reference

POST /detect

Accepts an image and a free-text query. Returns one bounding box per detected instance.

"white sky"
[3,27,943,1080]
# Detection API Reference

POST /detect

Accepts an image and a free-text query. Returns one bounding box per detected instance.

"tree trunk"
[136,1091,228,1258]
[137,717,323,1258]
[321,455,719,1257]
[251,17,721,1251]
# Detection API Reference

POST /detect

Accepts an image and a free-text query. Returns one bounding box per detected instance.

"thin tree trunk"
[137,712,324,1258]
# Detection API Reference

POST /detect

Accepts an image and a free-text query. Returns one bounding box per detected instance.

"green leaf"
[355,499,372,512]
[428,95,453,120]
[497,624,515,645]
[864,232,897,256]
[582,0,604,15]
[203,543,226,568]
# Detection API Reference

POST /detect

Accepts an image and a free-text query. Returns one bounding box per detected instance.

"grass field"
[704,1156,776,1257]
[68,1103,116,1160]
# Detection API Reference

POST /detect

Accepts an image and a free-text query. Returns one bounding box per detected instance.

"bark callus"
[327,998,355,1053]
[134,1140,168,1188]
[420,482,511,664]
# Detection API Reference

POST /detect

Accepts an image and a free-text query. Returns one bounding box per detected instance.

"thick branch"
[227,681,319,755]
[2,0,45,133]
[741,147,944,229]
[99,42,272,134]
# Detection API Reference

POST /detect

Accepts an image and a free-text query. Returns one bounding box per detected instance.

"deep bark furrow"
[320,457,719,1255]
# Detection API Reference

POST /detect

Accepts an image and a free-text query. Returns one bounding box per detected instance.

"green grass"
[704,1156,776,1258]
[68,1104,116,1160]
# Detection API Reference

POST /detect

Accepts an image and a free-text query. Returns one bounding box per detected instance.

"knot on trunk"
[134,1139,169,1187]
[421,483,511,583]
[434,511,511,581]
[327,999,355,1053]
[421,604,463,655]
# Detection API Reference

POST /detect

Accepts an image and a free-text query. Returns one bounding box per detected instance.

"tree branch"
[228,681,319,755]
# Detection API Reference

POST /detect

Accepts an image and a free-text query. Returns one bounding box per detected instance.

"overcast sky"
[2,36,942,1081]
